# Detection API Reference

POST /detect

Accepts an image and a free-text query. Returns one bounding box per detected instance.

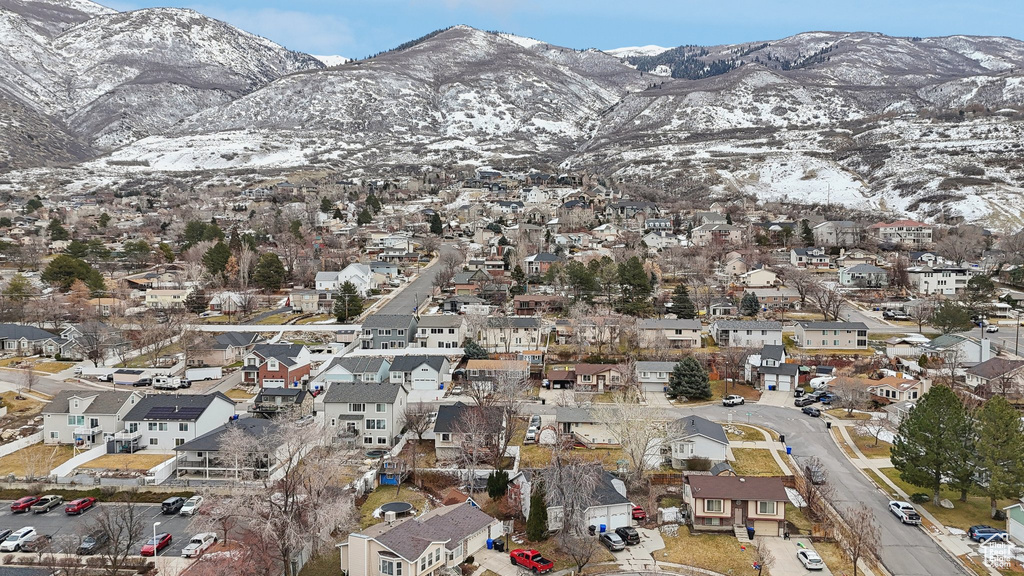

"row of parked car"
[10,495,95,515]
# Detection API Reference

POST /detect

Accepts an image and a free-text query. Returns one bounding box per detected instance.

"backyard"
[0,443,76,478]
[78,453,173,471]
[358,485,429,528]
[654,526,760,575]
[730,448,784,476]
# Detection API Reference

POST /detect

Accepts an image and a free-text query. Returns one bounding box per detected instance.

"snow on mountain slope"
[607,45,669,58]
[312,54,350,67]
[0,0,113,37]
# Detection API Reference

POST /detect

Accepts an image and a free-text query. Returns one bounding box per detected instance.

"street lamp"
[153,521,161,556]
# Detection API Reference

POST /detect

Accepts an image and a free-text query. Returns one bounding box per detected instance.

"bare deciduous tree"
[753,537,776,576]
[432,251,464,295]
[90,499,146,576]
[832,376,870,417]
[839,503,880,576]
[544,446,601,574]
[594,395,663,482]
[400,401,434,484]
[797,457,836,536]
[782,266,817,305]
[810,281,846,322]
[935,227,985,266]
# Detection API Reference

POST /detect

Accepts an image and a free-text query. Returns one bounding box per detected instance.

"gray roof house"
[173,418,278,480]
[709,320,783,347]
[0,324,57,354]
[42,390,142,447]
[666,416,729,469]
[636,361,678,393]
[839,264,889,287]
[323,381,409,447]
[115,393,236,453]
[317,356,391,385]
[361,314,418,349]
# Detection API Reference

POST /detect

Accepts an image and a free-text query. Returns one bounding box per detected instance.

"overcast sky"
[102,0,1024,57]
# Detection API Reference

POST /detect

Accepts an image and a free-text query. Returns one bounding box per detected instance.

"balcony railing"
[113,430,141,441]
[74,425,102,436]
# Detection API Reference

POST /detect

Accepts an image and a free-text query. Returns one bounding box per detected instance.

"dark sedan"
[802,406,821,417]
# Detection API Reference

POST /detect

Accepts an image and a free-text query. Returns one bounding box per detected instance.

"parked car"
[794,387,806,398]
[181,532,218,558]
[77,530,110,555]
[529,414,541,428]
[509,549,554,573]
[11,496,41,513]
[161,496,186,515]
[0,527,37,552]
[450,385,463,395]
[817,392,838,404]
[0,530,10,543]
[795,396,816,408]
[132,377,152,387]
[797,549,825,570]
[65,497,97,515]
[888,501,922,525]
[986,325,999,333]
[140,533,172,556]
[968,525,1009,542]
[632,505,647,521]
[599,532,625,551]
[180,495,204,516]
[20,534,51,553]
[525,427,537,443]
[802,406,821,417]
[722,395,745,406]
[614,526,640,545]
[31,495,63,514]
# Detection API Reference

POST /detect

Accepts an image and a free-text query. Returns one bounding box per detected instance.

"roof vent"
[739,477,745,482]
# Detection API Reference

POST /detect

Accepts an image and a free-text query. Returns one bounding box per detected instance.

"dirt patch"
[0,443,76,479]
[78,453,173,471]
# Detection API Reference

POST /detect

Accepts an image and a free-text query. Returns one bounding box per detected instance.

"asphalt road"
[377,242,461,315]
[0,501,197,557]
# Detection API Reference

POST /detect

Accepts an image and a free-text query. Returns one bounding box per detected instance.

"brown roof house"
[684,475,788,537]
[574,363,625,392]
[965,358,1024,401]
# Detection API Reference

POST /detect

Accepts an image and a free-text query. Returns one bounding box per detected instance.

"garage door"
[643,382,667,394]
[776,377,791,392]
[411,377,438,391]
[608,509,629,530]
[262,379,285,388]
[753,520,779,537]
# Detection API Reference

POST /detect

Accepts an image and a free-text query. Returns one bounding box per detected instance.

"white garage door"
[608,509,629,530]
[643,382,667,394]
[776,376,791,392]
[262,379,285,388]
[411,376,438,391]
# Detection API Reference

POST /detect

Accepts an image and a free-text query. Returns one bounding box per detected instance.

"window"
[159,423,168,432]
[380,558,402,576]
[49,431,59,440]
[67,415,85,427]
[179,423,188,432]
[363,437,373,445]
[377,437,388,444]
[757,501,776,515]
[702,517,721,526]
[350,404,365,412]
[376,403,386,413]
[421,556,427,571]
[397,329,405,336]
[330,418,337,427]
[149,438,159,446]
[175,438,185,447]
[366,419,386,430]
[197,452,204,458]
[704,499,723,513]
[129,423,138,433]
[440,433,451,442]
[148,423,158,431]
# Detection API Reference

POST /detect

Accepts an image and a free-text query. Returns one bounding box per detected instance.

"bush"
[2,555,11,565]
[910,493,930,504]
[685,456,712,471]
[993,509,1007,521]
[464,556,475,565]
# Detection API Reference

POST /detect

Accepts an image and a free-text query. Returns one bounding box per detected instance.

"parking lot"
[0,500,197,557]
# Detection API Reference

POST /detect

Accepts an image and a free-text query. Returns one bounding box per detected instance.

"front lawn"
[877,467,1013,531]
[224,388,256,401]
[359,485,428,528]
[527,535,615,572]
[814,541,855,575]
[724,424,766,442]
[785,503,813,535]
[849,431,892,459]
[731,448,783,476]
[824,409,870,420]
[654,526,759,575]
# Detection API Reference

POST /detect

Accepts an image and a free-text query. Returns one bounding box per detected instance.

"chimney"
[980,335,991,362]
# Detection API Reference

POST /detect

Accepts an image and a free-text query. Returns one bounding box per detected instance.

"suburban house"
[315,262,378,295]
[432,402,505,461]
[790,247,832,269]
[242,344,312,389]
[114,393,236,453]
[59,321,125,361]
[684,475,788,536]
[691,223,743,246]
[523,253,560,275]
[322,381,409,447]
[867,376,931,404]
[638,319,702,349]
[794,322,869,350]
[248,388,313,418]
[813,221,862,247]
[0,324,57,355]
[907,266,975,296]
[465,359,529,392]
[885,334,930,358]
[513,294,563,316]
[745,345,798,392]
[868,220,933,247]
[475,316,545,353]
[174,418,278,480]
[42,390,142,447]
[636,361,677,394]
[453,270,490,295]
[511,469,633,533]
[666,416,729,470]
[555,406,617,446]
[738,267,778,288]
[316,357,391,385]
[414,315,466,349]
[574,363,625,392]
[744,287,801,310]
[361,315,418,350]
[208,292,245,315]
[144,288,191,309]
[965,358,1024,398]
[1005,501,1024,546]
[709,321,783,348]
[921,334,993,365]
[838,264,889,287]
[193,332,262,367]
[339,502,502,576]
[389,355,451,391]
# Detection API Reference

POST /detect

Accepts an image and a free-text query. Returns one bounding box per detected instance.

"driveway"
[765,537,834,575]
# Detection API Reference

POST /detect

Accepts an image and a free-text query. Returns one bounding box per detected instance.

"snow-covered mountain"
[2,8,1024,223]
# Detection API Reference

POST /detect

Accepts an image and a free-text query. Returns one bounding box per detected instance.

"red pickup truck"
[510,549,554,573]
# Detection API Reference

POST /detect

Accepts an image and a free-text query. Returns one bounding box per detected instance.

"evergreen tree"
[319,197,333,213]
[616,256,653,316]
[334,281,364,322]
[41,255,105,293]
[740,292,760,316]
[332,208,343,220]
[977,396,1024,518]
[800,219,814,246]
[526,481,548,541]
[97,212,110,228]
[667,357,711,400]
[48,218,69,241]
[725,213,733,225]
[563,260,598,302]
[253,252,287,291]
[202,242,232,277]
[891,386,971,505]
[512,265,526,285]
[366,193,382,213]
[357,207,373,226]
[463,338,489,360]
[430,212,443,235]
[184,290,209,315]
[671,284,696,319]
[158,243,175,263]
[931,301,973,334]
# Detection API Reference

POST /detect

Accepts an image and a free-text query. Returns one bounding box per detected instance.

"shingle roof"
[213,332,259,349]
[173,418,277,452]
[323,382,406,404]
[0,324,55,341]
[251,344,306,366]
[43,390,139,415]
[687,475,788,501]
[636,361,677,372]
[759,363,800,376]
[797,322,869,331]
[555,406,595,424]
[965,358,1024,380]
[367,502,494,560]
[123,393,233,422]
[668,416,728,445]
[713,320,783,331]
[433,402,502,433]
[760,345,785,362]
[638,319,702,330]
[486,316,542,328]
[389,355,447,373]
[415,315,464,328]
[362,314,416,329]
[321,356,388,375]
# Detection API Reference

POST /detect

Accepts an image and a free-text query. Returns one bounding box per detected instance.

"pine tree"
[430,212,443,235]
[616,256,653,316]
[319,197,333,213]
[671,284,696,319]
[526,481,548,541]
[357,207,373,226]
[184,290,209,315]
[252,252,287,291]
[977,396,1024,518]
[800,219,814,246]
[667,357,710,400]
[332,208,343,220]
[891,386,971,505]
[334,281,364,322]
[463,338,489,360]
[202,241,231,277]
[366,193,382,213]
[740,292,760,316]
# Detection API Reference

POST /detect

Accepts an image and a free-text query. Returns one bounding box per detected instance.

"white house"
[114,393,236,453]
[907,266,975,296]
[636,361,677,394]
[315,263,378,295]
[414,315,466,349]
[709,320,783,348]
[322,381,409,447]
[388,355,450,391]
[512,469,634,532]
[666,416,729,470]
[745,344,798,392]
[42,390,143,447]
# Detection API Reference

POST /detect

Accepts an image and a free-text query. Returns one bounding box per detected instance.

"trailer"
[154,376,184,390]
[185,367,222,381]
[78,367,115,382]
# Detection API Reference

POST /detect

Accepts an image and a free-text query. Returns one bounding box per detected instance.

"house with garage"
[511,469,634,533]
[684,475,788,536]
[315,357,391,386]
[839,264,889,287]
[361,315,418,350]
[709,320,783,348]
[666,416,729,470]
[0,324,57,355]
[790,247,832,269]
[389,355,451,391]
[43,390,142,447]
[636,361,677,394]
[432,402,505,461]
[193,332,263,367]
[339,502,502,576]
[574,363,625,392]
[315,262,378,295]
[322,381,408,447]
[174,418,279,480]
[965,358,1024,399]
[794,322,869,350]
[242,344,312,389]
[248,388,313,419]
[637,319,702,349]
[414,315,465,349]
[745,345,798,392]
[1004,501,1024,546]
[867,376,930,404]
[114,393,236,453]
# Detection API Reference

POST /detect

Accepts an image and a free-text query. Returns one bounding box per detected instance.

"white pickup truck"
[888,500,922,525]
[181,532,217,558]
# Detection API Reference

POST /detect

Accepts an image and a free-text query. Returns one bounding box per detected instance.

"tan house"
[965,358,1024,400]
[432,402,504,461]
[144,288,192,309]
[574,363,625,392]
[794,322,869,349]
[738,268,778,288]
[638,319,702,349]
[684,475,788,536]
[339,502,502,576]
[867,376,931,404]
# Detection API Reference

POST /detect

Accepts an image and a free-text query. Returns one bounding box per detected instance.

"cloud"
[185,5,356,55]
